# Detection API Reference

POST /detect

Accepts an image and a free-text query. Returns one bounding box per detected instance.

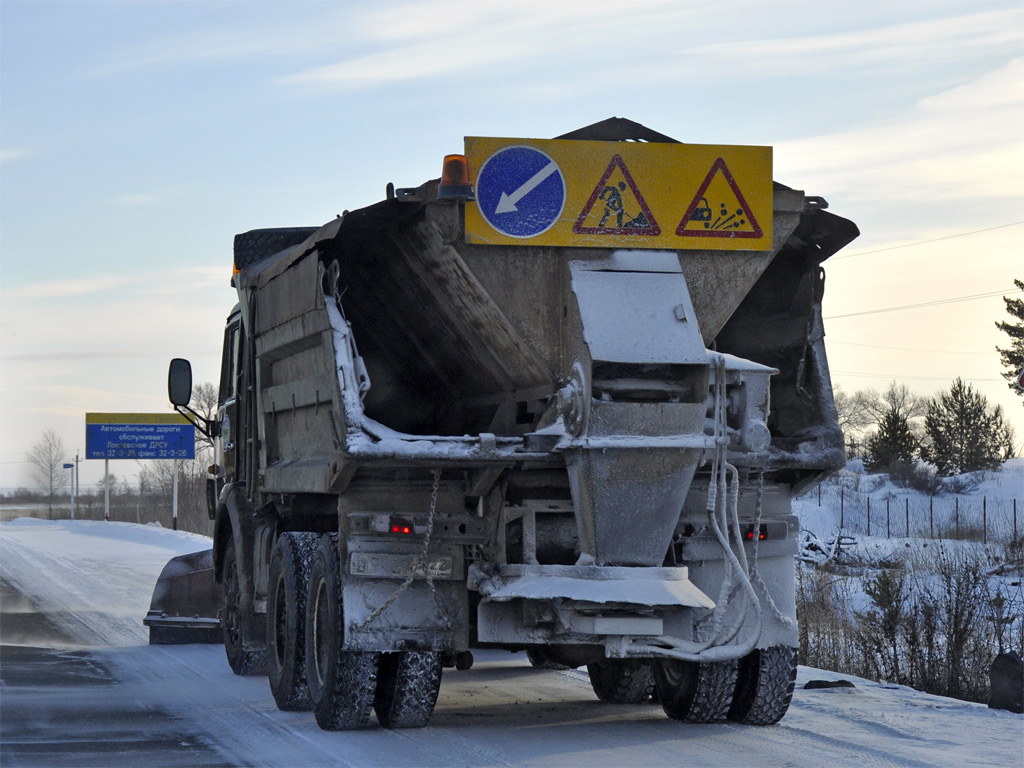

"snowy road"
[2,519,1022,767]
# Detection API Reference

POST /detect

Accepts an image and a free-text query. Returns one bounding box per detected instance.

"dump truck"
[147,118,858,730]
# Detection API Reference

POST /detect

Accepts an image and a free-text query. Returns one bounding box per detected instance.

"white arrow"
[494,161,559,214]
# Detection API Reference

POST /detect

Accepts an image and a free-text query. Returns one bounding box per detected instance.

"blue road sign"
[86,422,195,460]
[475,145,566,238]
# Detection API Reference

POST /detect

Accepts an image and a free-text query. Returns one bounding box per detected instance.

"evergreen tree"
[996,278,1023,401]
[920,378,1015,476]
[864,407,918,473]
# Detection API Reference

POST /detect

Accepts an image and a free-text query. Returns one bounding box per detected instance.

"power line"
[832,370,1005,382]
[827,339,994,355]
[825,288,1021,320]
[831,221,1024,260]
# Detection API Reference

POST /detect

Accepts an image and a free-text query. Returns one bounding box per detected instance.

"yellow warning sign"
[574,155,660,236]
[464,137,771,250]
[676,158,762,239]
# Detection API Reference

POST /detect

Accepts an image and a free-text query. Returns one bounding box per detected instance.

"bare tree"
[138,383,219,533]
[190,381,218,454]
[834,384,874,439]
[861,381,929,423]
[26,429,70,518]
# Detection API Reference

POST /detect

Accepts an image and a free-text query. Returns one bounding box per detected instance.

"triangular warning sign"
[574,155,661,236]
[676,158,763,239]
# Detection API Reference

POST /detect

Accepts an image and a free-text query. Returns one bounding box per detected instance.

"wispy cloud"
[17,275,137,300]
[28,386,170,416]
[114,193,157,206]
[679,8,1023,77]
[1,148,34,164]
[775,56,1024,203]
[275,0,689,89]
[87,22,333,76]
[10,266,226,300]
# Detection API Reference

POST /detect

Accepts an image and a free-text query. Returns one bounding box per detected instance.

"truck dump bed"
[235,174,855,490]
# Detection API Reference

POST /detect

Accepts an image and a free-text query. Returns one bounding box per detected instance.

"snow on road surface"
[2,519,1022,768]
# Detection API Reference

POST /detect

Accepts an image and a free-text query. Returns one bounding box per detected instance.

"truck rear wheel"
[654,658,738,723]
[374,651,443,728]
[305,534,380,730]
[727,646,798,725]
[587,659,655,704]
[267,532,319,711]
[223,540,266,676]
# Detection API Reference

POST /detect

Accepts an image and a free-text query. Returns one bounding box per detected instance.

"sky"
[1,0,1022,491]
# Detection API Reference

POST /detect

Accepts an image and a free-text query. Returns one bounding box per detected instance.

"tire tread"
[587,659,655,704]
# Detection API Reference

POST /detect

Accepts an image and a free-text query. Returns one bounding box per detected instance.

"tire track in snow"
[0,532,148,648]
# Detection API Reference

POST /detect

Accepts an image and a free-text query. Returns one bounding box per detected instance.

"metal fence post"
[929,496,934,539]
[1015,499,1018,541]
[955,497,959,539]
[840,488,844,529]
[983,497,987,545]
[886,498,891,539]
[867,497,871,536]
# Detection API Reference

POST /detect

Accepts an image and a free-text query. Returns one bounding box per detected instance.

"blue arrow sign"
[475,145,566,238]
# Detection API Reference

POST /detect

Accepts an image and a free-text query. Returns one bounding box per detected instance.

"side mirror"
[168,358,193,406]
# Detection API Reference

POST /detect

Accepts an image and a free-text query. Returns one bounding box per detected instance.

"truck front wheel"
[305,534,380,730]
[267,532,319,711]
[222,540,266,676]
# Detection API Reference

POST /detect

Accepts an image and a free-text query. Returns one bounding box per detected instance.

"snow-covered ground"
[2,517,1022,767]
[795,457,1024,543]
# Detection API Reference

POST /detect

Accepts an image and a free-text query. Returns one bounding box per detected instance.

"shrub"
[888,461,943,495]
[944,473,981,495]
[796,542,1022,704]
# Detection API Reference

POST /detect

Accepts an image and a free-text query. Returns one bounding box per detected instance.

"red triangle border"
[573,155,661,236]
[676,157,763,239]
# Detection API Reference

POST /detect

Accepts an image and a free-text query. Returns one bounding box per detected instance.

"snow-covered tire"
[654,658,738,723]
[587,659,655,704]
[267,532,319,711]
[222,540,266,676]
[728,646,798,725]
[305,534,380,730]
[374,651,443,728]
[527,647,571,670]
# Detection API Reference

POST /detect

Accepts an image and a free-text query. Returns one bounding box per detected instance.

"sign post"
[172,459,179,531]
[85,413,194,526]
[62,463,75,520]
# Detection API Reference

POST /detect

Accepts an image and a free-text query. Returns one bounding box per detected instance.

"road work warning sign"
[465,137,772,251]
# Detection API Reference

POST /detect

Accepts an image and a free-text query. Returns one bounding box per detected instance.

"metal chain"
[421,469,452,629]
[749,470,793,627]
[354,469,451,630]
